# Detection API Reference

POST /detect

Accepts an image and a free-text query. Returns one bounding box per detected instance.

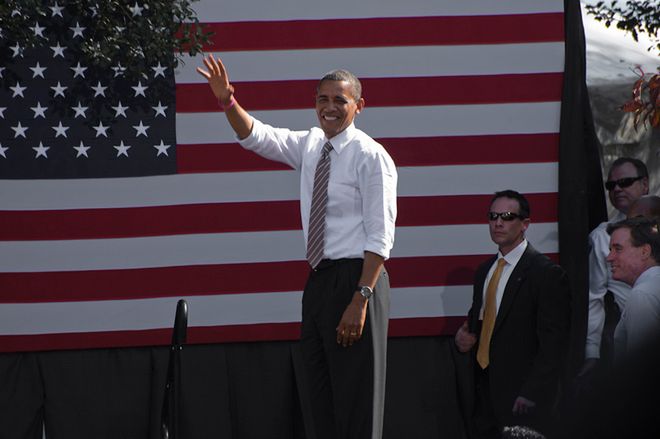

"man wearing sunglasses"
[455,190,571,438]
[583,158,649,376]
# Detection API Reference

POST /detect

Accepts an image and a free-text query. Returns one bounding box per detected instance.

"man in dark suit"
[455,190,571,438]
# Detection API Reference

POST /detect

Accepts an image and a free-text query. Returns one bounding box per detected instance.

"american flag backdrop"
[0,0,564,352]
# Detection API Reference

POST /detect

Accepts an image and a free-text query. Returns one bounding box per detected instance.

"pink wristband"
[221,96,236,111]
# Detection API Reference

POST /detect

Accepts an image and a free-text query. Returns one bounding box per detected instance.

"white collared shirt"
[585,212,632,359]
[239,117,397,260]
[614,265,660,357]
[480,239,528,318]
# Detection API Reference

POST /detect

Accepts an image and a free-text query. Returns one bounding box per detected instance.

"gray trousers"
[301,258,390,439]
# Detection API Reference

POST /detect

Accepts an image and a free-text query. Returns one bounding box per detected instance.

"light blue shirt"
[614,265,660,357]
[586,213,631,359]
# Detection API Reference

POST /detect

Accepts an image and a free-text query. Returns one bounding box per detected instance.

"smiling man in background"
[606,217,660,357]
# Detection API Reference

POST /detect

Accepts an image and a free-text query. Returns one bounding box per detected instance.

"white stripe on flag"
[176,43,565,83]
[0,163,558,210]
[176,102,561,144]
[0,285,475,335]
[0,223,558,272]
[191,0,563,21]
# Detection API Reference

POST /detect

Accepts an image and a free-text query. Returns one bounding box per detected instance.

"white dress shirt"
[585,212,631,359]
[239,117,397,260]
[614,265,660,357]
[480,239,528,318]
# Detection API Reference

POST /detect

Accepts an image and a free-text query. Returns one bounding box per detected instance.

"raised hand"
[196,54,234,106]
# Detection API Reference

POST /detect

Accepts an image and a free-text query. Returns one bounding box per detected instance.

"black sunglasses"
[488,211,523,221]
[605,176,643,191]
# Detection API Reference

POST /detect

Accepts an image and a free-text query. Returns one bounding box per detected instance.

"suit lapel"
[493,245,538,333]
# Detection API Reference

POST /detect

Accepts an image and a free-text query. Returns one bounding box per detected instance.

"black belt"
[313,258,362,271]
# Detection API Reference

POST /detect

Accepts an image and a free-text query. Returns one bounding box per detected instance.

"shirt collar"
[610,211,626,223]
[634,265,660,287]
[325,123,356,155]
[497,239,528,267]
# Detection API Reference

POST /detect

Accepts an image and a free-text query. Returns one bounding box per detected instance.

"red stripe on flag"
[196,14,564,51]
[0,317,468,352]
[0,252,559,303]
[389,316,466,337]
[0,193,557,241]
[389,253,559,288]
[176,73,564,113]
[177,134,559,174]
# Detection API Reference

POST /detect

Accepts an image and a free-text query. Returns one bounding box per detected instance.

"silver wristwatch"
[358,286,374,299]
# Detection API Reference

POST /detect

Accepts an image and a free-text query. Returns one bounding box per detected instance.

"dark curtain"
[0,1,603,438]
[0,337,467,439]
[558,0,608,377]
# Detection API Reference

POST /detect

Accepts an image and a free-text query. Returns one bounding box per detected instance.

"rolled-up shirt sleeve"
[358,148,397,259]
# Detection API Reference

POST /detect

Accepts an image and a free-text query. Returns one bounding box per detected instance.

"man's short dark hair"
[609,157,648,179]
[491,190,530,219]
[318,69,362,101]
[607,217,660,264]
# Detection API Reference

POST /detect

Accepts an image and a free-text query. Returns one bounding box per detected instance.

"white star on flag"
[133,121,150,137]
[73,141,91,158]
[11,82,27,98]
[114,141,131,157]
[31,102,48,118]
[71,62,87,78]
[153,140,171,157]
[10,43,24,58]
[71,102,88,118]
[112,101,129,118]
[52,122,69,138]
[130,3,144,17]
[93,122,109,137]
[153,102,167,117]
[31,22,47,38]
[92,81,107,97]
[70,22,86,38]
[151,62,167,78]
[50,42,66,58]
[132,81,148,97]
[0,143,8,158]
[51,82,67,97]
[30,62,47,78]
[12,122,28,138]
[49,2,64,17]
[112,63,126,78]
[33,142,50,158]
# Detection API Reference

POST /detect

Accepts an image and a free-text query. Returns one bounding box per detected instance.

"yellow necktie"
[477,258,507,369]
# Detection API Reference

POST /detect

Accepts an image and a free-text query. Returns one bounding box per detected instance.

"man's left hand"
[336,292,368,347]
[512,396,536,415]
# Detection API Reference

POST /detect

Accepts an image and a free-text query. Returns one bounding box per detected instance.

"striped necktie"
[477,257,507,369]
[306,142,333,268]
